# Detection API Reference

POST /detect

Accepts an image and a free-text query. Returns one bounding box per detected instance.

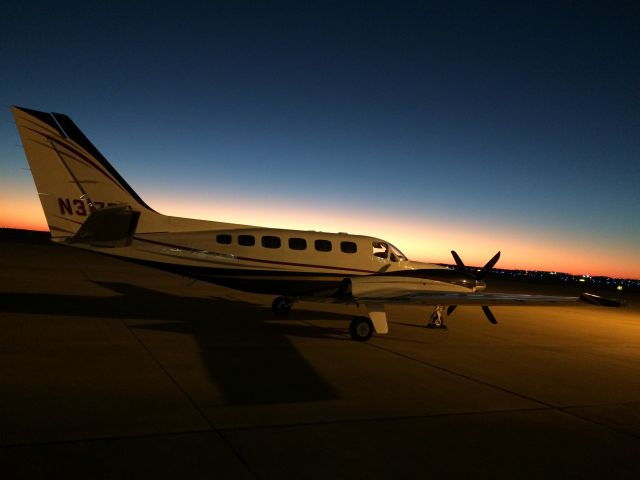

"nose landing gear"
[427,305,447,329]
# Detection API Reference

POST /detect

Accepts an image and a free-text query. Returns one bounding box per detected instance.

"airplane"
[11,106,626,341]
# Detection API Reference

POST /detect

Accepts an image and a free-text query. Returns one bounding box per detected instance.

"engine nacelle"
[345,274,472,299]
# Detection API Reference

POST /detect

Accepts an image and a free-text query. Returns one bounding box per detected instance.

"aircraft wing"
[344,291,626,307]
[302,276,626,308]
[297,281,625,337]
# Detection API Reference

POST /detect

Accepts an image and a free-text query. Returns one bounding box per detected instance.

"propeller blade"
[481,306,497,324]
[451,250,466,271]
[447,305,457,316]
[476,251,501,280]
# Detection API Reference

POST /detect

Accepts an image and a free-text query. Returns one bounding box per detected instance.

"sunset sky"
[1,1,639,278]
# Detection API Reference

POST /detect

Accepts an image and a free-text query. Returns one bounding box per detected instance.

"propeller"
[481,305,497,324]
[476,251,501,280]
[448,250,501,324]
[451,250,466,271]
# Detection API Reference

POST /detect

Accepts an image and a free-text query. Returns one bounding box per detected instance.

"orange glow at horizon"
[150,194,640,279]
[0,186,48,231]
[2,191,639,279]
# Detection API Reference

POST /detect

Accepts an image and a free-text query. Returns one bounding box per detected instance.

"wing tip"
[580,292,627,307]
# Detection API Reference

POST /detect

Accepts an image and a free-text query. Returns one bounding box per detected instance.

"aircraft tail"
[12,106,162,240]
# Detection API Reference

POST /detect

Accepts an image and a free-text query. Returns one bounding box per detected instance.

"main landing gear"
[271,296,381,342]
[349,316,374,342]
[271,296,294,315]
[427,305,447,329]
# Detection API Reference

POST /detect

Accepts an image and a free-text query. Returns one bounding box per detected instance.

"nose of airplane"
[475,279,487,292]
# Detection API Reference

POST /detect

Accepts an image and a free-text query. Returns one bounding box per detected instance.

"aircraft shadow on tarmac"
[1,281,349,405]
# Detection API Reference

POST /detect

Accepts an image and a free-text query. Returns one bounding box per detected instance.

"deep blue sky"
[2,1,639,277]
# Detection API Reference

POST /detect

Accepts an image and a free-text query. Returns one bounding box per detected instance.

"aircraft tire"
[429,311,443,328]
[272,296,293,315]
[349,316,374,342]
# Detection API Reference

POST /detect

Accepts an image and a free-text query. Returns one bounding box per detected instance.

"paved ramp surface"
[1,239,639,478]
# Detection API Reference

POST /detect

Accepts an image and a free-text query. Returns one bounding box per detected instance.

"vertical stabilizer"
[12,106,160,239]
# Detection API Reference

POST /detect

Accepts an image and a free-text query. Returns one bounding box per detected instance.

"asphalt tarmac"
[1,236,639,479]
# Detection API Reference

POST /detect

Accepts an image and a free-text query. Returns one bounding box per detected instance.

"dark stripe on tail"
[51,112,155,211]
[15,107,67,138]
[14,106,155,212]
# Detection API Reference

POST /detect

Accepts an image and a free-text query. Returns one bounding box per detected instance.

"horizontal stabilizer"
[69,205,140,247]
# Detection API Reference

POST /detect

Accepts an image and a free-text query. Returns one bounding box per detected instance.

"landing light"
[578,278,586,283]
[617,285,623,291]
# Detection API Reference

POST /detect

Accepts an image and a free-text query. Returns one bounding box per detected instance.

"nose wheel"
[427,305,447,329]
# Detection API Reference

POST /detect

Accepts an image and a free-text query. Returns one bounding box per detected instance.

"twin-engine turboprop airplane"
[11,106,625,341]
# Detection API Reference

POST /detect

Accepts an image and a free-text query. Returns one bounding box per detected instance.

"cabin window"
[238,234,255,246]
[340,241,357,254]
[372,241,388,259]
[289,238,307,250]
[315,239,332,252]
[216,234,232,245]
[262,235,281,249]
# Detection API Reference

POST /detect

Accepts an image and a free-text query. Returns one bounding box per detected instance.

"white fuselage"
[73,219,451,295]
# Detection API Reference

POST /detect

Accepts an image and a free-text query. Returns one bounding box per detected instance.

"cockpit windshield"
[389,244,407,262]
[372,241,407,262]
